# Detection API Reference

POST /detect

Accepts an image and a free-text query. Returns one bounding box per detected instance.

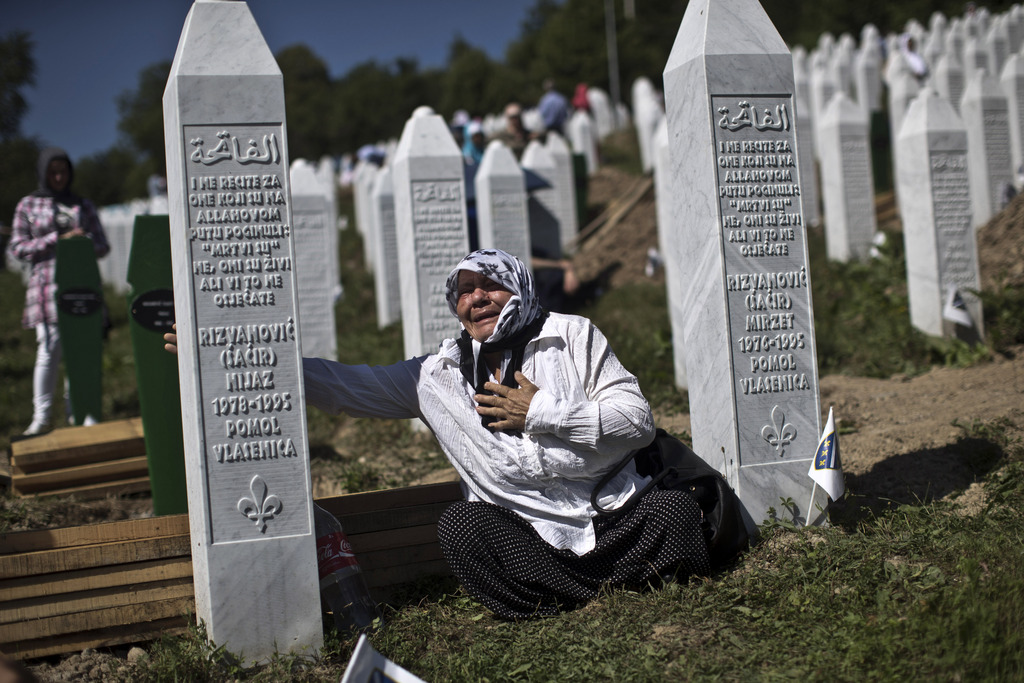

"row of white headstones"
[155,0,1000,666]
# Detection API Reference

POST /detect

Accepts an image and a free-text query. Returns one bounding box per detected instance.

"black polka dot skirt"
[436,489,710,619]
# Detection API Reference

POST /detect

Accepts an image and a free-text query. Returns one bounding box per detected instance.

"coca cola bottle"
[313,503,378,632]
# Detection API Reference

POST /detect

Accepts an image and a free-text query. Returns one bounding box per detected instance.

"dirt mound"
[573,167,661,288]
[977,192,1024,290]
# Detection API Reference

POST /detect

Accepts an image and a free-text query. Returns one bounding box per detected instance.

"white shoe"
[23,421,48,436]
[83,415,98,426]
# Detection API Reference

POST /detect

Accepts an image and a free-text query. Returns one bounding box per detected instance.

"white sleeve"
[524,320,654,459]
[302,356,424,420]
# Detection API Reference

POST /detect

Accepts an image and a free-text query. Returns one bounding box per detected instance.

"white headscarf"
[445,249,542,345]
[445,250,547,416]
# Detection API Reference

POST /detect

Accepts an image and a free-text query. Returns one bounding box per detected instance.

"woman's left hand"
[476,371,539,432]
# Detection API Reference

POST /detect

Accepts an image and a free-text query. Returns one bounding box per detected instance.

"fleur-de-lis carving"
[761,404,796,456]
[237,474,282,533]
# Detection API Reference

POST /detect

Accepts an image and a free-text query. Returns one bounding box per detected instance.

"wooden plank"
[19,476,152,501]
[0,535,190,580]
[0,515,189,555]
[3,615,189,660]
[10,418,145,473]
[336,501,454,536]
[365,559,452,590]
[569,176,653,249]
[0,556,193,602]
[1,577,193,625]
[359,541,444,574]
[0,594,193,643]
[318,481,462,517]
[348,523,439,554]
[11,456,149,494]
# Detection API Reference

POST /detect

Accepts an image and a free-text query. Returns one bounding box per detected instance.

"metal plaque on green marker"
[127,214,187,515]
[55,235,103,426]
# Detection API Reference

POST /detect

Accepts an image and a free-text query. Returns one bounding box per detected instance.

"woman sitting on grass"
[169,249,709,618]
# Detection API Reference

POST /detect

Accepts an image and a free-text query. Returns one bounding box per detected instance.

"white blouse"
[302,312,655,555]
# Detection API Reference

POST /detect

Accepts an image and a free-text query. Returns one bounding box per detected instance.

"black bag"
[591,428,750,568]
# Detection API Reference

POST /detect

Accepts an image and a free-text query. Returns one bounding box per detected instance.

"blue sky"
[5,0,547,161]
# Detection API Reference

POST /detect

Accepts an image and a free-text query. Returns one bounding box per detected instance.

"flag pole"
[804,481,820,527]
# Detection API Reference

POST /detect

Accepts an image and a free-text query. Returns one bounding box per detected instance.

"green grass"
[575,279,687,415]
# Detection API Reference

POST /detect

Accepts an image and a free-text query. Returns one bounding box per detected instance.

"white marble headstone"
[830,36,854,99]
[351,160,371,236]
[809,50,836,160]
[652,118,687,389]
[392,107,470,360]
[663,0,827,531]
[356,161,379,273]
[999,54,1024,180]
[588,87,615,139]
[544,131,580,253]
[568,110,599,176]
[887,67,922,184]
[792,46,812,123]
[291,162,338,360]
[948,18,967,65]
[963,36,990,73]
[474,140,531,265]
[818,92,877,262]
[794,95,821,229]
[853,38,882,115]
[933,52,966,115]
[923,32,944,71]
[520,140,563,262]
[960,67,1013,226]
[370,165,400,329]
[895,87,984,339]
[615,102,632,130]
[1008,5,1024,53]
[162,0,321,663]
[315,156,341,300]
[986,16,1010,77]
[97,203,139,294]
[632,77,663,174]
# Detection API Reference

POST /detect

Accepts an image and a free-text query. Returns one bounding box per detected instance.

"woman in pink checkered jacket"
[9,147,109,435]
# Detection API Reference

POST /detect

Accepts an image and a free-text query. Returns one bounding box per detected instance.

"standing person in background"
[897,34,929,83]
[538,78,569,136]
[9,147,109,435]
[463,120,487,165]
[572,83,591,113]
[493,102,531,159]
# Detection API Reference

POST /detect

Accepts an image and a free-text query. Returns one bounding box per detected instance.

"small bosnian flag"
[942,283,974,328]
[808,407,844,501]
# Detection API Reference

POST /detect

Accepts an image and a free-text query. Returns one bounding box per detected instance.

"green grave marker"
[55,235,104,426]
[127,215,187,515]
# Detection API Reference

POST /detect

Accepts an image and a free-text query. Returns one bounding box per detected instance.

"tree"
[439,37,505,119]
[116,60,171,174]
[0,31,39,225]
[74,145,148,208]
[277,44,335,161]
[0,30,35,142]
[332,58,443,153]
